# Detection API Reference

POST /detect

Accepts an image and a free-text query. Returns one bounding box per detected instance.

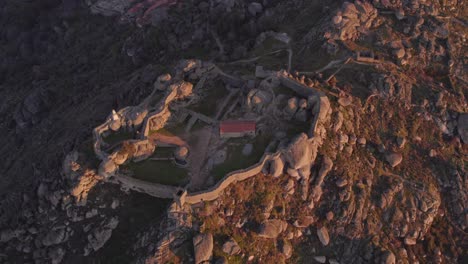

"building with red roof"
[219,120,256,138]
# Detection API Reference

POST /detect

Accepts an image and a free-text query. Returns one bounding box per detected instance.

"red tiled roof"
[220,120,256,134]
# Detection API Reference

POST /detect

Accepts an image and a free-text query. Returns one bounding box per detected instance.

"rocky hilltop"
[0,0,466,263]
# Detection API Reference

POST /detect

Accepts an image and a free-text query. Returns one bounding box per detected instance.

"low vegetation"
[123,160,188,186]
[211,134,272,181]
[103,131,135,146]
[188,80,228,117]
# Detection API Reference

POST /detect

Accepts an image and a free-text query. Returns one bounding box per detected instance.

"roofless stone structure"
[83,59,332,207]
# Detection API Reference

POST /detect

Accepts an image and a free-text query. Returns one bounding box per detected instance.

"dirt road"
[187,127,213,190]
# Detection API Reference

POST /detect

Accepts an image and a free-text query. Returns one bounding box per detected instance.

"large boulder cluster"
[246,89,273,113]
[257,219,288,239]
[0,148,124,263]
[327,1,379,41]
[372,0,460,16]
[374,176,442,246]
[283,133,317,176]
[282,97,310,122]
[84,217,119,255]
[368,73,413,107]
[445,169,468,231]
[89,0,298,62]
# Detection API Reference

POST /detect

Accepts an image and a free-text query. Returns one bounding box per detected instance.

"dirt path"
[187,127,213,190]
[149,133,188,147]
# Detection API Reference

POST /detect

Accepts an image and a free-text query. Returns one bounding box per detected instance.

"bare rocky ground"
[0,0,467,263]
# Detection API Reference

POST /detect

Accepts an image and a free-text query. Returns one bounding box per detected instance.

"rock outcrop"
[327,1,379,41]
[284,133,316,171]
[193,233,213,264]
[385,153,403,168]
[257,219,288,239]
[378,74,413,106]
[458,113,468,143]
[222,238,241,255]
[85,217,119,255]
[269,155,285,178]
[317,227,330,246]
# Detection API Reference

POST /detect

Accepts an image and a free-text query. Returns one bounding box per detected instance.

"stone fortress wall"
[93,60,209,179]
[182,70,331,205]
[184,152,282,204]
[276,70,331,137]
[90,59,331,206]
[140,80,192,138]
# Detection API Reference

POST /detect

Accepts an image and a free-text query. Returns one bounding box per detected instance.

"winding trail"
[148,133,187,147]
